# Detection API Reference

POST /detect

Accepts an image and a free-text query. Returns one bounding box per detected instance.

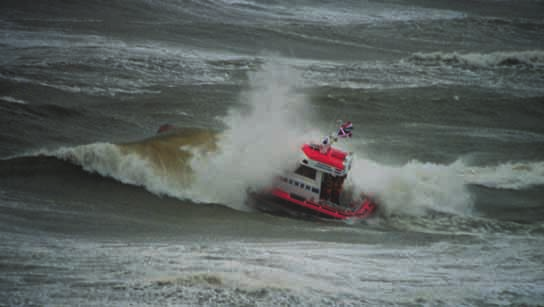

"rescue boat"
[251,122,378,220]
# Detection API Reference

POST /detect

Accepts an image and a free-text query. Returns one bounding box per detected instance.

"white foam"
[0,73,160,96]
[28,61,543,215]
[208,0,464,25]
[41,140,544,216]
[349,155,544,215]
[189,60,320,209]
[0,96,27,104]
[47,143,185,198]
[463,161,544,190]
[288,5,464,25]
[29,62,319,209]
[410,50,544,68]
[348,158,472,216]
[1,28,245,94]
[0,28,118,49]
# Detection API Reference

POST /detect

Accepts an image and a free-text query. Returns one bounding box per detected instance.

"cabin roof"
[301,143,348,171]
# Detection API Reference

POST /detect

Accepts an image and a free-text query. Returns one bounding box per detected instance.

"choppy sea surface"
[1,0,544,306]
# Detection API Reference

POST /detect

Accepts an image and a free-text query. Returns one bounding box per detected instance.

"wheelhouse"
[275,143,353,206]
[251,120,377,220]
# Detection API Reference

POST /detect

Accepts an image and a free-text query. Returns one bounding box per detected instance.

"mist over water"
[1,0,544,306]
[190,61,320,208]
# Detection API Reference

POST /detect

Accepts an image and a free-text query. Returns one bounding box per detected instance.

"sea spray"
[28,61,319,208]
[190,60,477,214]
[189,61,319,209]
[46,138,544,215]
[33,59,544,214]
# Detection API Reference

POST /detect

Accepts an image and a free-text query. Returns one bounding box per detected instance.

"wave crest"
[38,129,218,201]
[349,159,472,217]
[463,161,544,190]
[349,157,544,217]
[50,143,178,196]
[408,50,544,69]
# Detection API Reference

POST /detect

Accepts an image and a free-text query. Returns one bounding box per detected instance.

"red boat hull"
[252,188,377,220]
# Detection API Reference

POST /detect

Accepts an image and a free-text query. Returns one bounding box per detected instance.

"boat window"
[295,165,317,180]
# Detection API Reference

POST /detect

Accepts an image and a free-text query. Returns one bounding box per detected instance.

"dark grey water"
[1,0,544,306]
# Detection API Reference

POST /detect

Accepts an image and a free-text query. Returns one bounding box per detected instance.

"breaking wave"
[189,61,319,208]
[408,50,544,69]
[39,139,544,217]
[349,159,472,217]
[38,129,218,202]
[33,61,317,210]
[349,157,544,217]
[52,142,173,195]
[26,61,544,217]
[463,161,544,190]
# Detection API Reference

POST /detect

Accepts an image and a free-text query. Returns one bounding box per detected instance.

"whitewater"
[32,62,543,218]
[1,0,543,305]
